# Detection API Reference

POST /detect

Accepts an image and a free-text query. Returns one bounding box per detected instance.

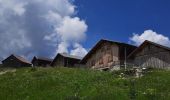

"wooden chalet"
[128,40,170,69]
[81,39,137,70]
[51,53,82,67]
[31,56,53,67]
[2,54,32,67]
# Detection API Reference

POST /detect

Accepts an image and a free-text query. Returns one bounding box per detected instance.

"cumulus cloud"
[0,0,88,59]
[44,16,87,56]
[56,16,87,42]
[0,0,26,16]
[70,43,88,57]
[130,30,170,47]
[57,42,69,54]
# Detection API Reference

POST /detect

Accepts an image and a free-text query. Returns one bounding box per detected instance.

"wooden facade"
[51,53,82,67]
[2,54,32,67]
[31,56,53,67]
[128,40,170,69]
[81,39,137,70]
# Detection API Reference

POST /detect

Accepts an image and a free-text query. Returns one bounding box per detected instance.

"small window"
[106,46,111,50]
[99,58,103,65]
[148,45,151,50]
[108,55,113,63]
[101,47,105,52]
[91,60,95,66]
[107,50,112,54]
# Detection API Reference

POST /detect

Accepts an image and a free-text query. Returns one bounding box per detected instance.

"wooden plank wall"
[53,55,65,67]
[86,42,119,69]
[133,44,170,69]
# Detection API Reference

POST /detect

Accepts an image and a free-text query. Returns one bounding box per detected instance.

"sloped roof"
[128,40,170,58]
[2,54,31,64]
[33,56,53,62]
[51,53,82,66]
[59,53,82,60]
[1,54,32,65]
[81,39,136,63]
[13,55,32,65]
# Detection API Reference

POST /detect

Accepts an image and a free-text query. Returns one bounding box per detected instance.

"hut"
[2,54,32,67]
[128,40,170,69]
[51,53,82,67]
[31,56,53,67]
[81,39,137,70]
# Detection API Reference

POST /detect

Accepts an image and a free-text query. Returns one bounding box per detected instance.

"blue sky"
[74,0,170,49]
[0,0,170,60]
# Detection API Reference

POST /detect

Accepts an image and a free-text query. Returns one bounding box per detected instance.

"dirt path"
[0,69,16,75]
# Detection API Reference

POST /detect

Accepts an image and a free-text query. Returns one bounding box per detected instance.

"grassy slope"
[0,67,169,100]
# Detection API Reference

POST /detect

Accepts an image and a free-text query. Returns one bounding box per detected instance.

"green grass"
[0,67,169,100]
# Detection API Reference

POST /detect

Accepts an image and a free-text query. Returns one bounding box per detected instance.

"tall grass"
[0,67,169,100]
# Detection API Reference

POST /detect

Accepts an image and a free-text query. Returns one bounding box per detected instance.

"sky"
[0,0,170,61]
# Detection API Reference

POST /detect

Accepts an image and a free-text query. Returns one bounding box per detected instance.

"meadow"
[0,67,169,100]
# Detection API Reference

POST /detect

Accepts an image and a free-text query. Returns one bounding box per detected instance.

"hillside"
[0,67,169,100]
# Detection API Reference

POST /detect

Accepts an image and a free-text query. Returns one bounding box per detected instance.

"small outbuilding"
[2,54,32,67]
[31,56,53,67]
[128,40,170,69]
[51,53,82,67]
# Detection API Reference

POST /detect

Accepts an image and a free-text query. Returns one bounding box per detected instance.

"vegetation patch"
[0,67,169,100]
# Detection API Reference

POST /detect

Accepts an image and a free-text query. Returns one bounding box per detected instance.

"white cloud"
[0,27,31,58]
[45,0,75,16]
[57,42,69,54]
[44,16,88,57]
[45,11,62,25]
[70,43,88,57]
[56,16,87,42]
[130,30,170,47]
[0,0,88,59]
[0,0,26,16]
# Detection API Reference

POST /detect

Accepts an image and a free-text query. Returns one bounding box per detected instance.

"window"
[101,47,105,52]
[148,45,151,50]
[99,58,103,65]
[108,55,113,63]
[107,50,112,54]
[108,51,113,63]
[91,60,95,66]
[106,46,111,50]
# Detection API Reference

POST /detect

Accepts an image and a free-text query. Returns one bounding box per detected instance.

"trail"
[0,69,16,75]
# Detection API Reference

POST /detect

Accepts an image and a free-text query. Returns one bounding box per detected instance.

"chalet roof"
[33,56,53,62]
[14,55,32,64]
[81,39,137,63]
[58,53,82,60]
[50,53,82,66]
[2,54,32,65]
[128,40,170,58]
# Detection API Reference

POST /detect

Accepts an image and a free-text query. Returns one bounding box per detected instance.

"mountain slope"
[0,67,169,100]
